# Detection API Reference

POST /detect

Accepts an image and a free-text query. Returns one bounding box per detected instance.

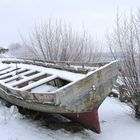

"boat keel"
[63,109,101,133]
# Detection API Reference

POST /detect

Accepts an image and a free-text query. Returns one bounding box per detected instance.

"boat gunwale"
[0,59,118,107]
[0,60,118,94]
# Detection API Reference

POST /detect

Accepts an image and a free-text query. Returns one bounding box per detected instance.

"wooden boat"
[0,58,118,133]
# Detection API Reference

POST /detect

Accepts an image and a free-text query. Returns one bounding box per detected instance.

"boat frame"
[0,58,118,133]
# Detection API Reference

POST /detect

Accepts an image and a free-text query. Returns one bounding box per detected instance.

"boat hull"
[0,87,100,132]
[63,110,100,133]
[0,59,119,133]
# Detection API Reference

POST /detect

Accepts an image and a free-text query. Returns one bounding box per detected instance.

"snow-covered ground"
[0,97,140,140]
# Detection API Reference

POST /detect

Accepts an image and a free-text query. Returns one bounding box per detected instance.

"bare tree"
[20,20,102,63]
[107,10,140,118]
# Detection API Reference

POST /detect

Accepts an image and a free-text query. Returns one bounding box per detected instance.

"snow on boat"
[0,58,118,133]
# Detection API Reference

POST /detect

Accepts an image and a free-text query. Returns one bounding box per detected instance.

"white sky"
[0,0,139,47]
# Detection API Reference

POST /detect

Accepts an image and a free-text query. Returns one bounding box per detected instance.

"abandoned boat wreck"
[0,58,118,133]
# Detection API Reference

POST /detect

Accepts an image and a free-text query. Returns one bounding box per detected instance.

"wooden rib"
[0,66,10,72]
[0,67,17,75]
[2,70,36,83]
[9,72,47,87]
[0,68,26,79]
[20,75,57,91]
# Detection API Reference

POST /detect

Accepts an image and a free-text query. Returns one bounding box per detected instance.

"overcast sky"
[0,0,139,47]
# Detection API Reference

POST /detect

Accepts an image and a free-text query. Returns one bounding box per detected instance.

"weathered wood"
[1,58,109,74]
[0,59,119,133]
[0,60,118,112]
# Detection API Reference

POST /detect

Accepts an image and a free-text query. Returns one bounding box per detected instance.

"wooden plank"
[0,67,17,75]
[0,66,10,72]
[2,69,36,82]
[0,68,26,79]
[20,75,57,91]
[9,72,46,87]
